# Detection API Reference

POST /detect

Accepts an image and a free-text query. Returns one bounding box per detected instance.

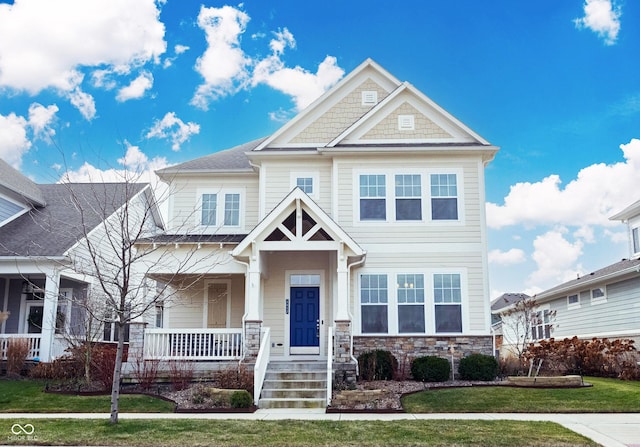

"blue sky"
[1,0,638,299]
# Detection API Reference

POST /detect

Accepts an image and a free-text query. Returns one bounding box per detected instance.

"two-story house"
[134,59,498,406]
[0,158,163,364]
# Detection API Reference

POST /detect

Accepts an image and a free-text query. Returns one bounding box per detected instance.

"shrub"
[91,344,117,390]
[458,354,499,381]
[410,356,450,382]
[168,360,194,391]
[357,350,398,381]
[29,357,83,380]
[215,363,254,394]
[6,338,31,377]
[230,390,253,408]
[130,351,160,391]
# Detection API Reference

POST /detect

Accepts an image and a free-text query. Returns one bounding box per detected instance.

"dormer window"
[362,91,378,106]
[398,114,415,130]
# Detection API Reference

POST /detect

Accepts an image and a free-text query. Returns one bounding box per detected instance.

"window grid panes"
[397,274,424,304]
[568,294,579,305]
[431,174,458,220]
[395,175,422,221]
[201,194,217,226]
[360,274,388,304]
[531,310,551,340]
[591,288,605,300]
[224,193,240,226]
[296,177,313,194]
[359,175,386,220]
[433,274,461,303]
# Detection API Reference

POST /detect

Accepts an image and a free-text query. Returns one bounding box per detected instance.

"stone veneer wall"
[353,336,493,371]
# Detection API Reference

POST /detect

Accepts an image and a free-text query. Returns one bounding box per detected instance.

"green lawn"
[0,380,175,413]
[402,377,640,413]
[0,419,597,447]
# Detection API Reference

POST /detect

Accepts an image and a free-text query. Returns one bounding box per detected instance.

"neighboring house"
[493,199,640,358]
[490,292,531,357]
[133,57,498,399]
[0,158,163,363]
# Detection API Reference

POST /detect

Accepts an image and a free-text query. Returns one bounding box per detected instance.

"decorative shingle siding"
[362,102,452,140]
[290,79,389,144]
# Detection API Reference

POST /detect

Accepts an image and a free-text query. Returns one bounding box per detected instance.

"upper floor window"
[296,177,313,194]
[567,293,579,308]
[633,227,639,255]
[431,174,458,220]
[395,175,422,221]
[591,287,606,304]
[531,309,552,340]
[199,190,242,228]
[359,175,386,221]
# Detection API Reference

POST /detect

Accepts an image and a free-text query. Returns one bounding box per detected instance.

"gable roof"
[156,137,266,177]
[231,187,365,258]
[491,292,531,313]
[0,183,148,257]
[535,258,640,302]
[0,158,46,206]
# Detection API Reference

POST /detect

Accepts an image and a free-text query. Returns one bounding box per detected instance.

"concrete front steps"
[258,361,327,409]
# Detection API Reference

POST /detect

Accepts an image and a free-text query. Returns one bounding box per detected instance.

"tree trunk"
[109,322,126,424]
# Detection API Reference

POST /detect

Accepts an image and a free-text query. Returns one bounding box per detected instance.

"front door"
[25,303,43,333]
[289,287,320,355]
[207,282,229,328]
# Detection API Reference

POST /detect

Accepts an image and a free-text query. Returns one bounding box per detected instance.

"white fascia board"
[610,199,640,222]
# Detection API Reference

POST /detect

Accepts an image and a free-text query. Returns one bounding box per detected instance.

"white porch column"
[336,257,350,321]
[245,244,261,321]
[39,269,60,361]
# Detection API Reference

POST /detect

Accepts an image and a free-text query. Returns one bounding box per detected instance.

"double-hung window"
[633,227,640,255]
[359,175,386,221]
[395,175,422,221]
[531,310,551,340]
[360,274,388,333]
[431,174,458,220]
[397,274,425,333]
[200,191,242,228]
[433,273,462,332]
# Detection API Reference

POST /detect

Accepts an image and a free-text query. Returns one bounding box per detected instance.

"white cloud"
[0,0,166,117]
[191,5,251,109]
[488,248,526,266]
[28,103,58,139]
[604,228,628,244]
[116,72,154,102]
[0,112,30,168]
[175,45,190,55]
[145,112,200,151]
[574,0,621,45]
[487,138,640,229]
[527,228,584,288]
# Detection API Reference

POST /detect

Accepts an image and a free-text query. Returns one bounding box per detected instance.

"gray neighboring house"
[493,200,640,358]
[0,159,161,362]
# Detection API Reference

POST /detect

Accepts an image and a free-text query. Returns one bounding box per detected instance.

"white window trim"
[353,168,464,225]
[290,172,319,199]
[355,268,467,336]
[196,188,245,233]
[530,305,552,341]
[56,288,73,334]
[590,286,607,305]
[567,293,580,309]
[632,226,640,256]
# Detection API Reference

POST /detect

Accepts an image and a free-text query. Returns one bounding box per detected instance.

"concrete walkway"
[1,411,639,447]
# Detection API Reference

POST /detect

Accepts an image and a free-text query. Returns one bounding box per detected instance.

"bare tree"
[500,296,556,371]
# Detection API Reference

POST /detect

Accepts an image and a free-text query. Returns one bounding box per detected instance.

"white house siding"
[165,275,245,329]
[260,159,333,217]
[261,251,333,358]
[166,174,259,234]
[548,276,640,342]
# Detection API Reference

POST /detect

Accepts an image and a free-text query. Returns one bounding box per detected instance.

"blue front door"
[290,287,320,354]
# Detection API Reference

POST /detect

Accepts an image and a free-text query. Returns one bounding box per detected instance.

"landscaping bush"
[29,357,84,380]
[410,356,450,382]
[6,338,31,377]
[215,363,254,394]
[357,350,398,381]
[230,390,253,408]
[91,344,117,390]
[458,354,499,381]
[168,359,195,391]
[130,351,160,391]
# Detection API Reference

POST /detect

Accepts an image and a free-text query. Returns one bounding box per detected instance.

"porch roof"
[137,234,246,244]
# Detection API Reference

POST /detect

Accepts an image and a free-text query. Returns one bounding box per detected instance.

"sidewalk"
[1,410,639,447]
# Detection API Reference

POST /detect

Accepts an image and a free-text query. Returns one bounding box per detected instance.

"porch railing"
[326,326,333,406]
[253,327,271,405]
[144,328,243,360]
[0,334,41,360]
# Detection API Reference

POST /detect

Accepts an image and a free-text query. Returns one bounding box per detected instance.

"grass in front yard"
[402,377,640,413]
[0,419,598,447]
[0,380,175,413]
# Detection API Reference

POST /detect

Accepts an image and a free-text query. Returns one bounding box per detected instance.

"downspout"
[346,255,366,374]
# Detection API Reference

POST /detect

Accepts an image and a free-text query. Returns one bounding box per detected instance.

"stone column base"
[243,320,262,361]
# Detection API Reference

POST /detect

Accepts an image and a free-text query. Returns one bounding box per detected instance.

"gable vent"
[398,114,415,130]
[362,91,378,106]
